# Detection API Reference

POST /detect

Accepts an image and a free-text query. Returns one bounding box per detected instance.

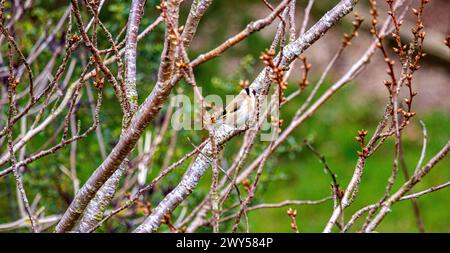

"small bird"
[216,87,257,127]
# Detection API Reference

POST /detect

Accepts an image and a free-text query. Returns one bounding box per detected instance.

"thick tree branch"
[364,141,450,232]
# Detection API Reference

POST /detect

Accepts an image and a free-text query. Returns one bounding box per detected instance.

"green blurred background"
[0,0,448,232]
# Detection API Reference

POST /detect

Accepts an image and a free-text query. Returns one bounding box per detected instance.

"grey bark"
[77,0,146,232]
[76,0,215,233]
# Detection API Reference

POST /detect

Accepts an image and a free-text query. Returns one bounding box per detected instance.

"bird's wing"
[220,90,246,119]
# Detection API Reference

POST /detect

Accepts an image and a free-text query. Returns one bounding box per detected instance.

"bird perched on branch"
[216,87,257,128]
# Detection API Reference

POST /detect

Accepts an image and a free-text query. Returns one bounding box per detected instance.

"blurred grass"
[188,77,450,233]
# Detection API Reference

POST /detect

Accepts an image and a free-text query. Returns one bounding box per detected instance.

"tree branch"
[55,0,183,232]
